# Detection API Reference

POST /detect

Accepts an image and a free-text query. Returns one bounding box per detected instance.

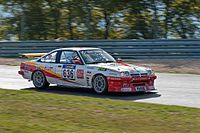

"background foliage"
[0,0,200,40]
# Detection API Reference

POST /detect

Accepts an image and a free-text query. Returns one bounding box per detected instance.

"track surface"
[0,65,200,108]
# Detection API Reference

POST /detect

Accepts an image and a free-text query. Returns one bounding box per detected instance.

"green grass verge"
[0,89,200,133]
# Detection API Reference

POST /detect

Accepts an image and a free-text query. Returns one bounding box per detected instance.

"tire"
[92,74,108,94]
[32,71,49,89]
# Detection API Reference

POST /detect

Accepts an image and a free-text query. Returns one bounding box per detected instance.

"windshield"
[79,49,116,64]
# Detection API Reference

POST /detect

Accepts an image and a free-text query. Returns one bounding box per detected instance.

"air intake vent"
[131,73,148,77]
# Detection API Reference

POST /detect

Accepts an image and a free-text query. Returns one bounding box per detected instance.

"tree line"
[0,0,200,40]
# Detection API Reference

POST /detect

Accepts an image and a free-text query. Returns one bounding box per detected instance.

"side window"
[40,52,57,63]
[59,51,79,64]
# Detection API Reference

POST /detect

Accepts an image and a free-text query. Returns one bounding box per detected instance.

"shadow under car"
[22,86,161,101]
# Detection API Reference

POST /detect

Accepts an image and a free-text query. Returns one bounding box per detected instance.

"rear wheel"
[93,75,108,94]
[32,71,49,89]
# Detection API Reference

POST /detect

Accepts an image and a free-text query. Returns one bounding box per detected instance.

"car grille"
[131,73,148,77]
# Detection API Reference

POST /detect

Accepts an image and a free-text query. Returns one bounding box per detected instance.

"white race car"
[19,47,157,94]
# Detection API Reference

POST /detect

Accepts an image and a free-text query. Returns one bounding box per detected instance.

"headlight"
[120,71,130,77]
[147,69,155,76]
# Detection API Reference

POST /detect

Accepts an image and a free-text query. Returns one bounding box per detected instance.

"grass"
[0,89,200,133]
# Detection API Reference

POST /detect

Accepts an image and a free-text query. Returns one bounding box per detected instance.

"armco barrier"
[0,39,200,59]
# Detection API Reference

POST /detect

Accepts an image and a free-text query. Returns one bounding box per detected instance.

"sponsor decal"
[87,66,94,69]
[108,73,118,76]
[107,69,118,73]
[77,69,84,79]
[45,66,53,71]
[63,65,76,69]
[140,77,150,80]
[98,67,107,71]
[107,77,121,80]
[121,88,132,92]
[131,77,149,82]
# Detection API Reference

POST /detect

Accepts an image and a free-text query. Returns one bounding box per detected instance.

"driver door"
[56,50,86,87]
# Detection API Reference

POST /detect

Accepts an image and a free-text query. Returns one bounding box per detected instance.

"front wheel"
[93,75,108,94]
[32,71,49,89]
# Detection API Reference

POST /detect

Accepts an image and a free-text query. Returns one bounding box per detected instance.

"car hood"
[89,62,151,74]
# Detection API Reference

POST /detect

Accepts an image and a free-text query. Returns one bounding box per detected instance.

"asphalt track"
[0,65,200,108]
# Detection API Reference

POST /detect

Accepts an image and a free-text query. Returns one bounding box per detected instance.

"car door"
[38,51,60,84]
[56,50,87,87]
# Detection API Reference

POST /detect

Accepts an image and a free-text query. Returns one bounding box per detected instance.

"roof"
[55,47,101,51]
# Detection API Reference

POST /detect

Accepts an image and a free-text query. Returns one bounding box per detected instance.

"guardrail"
[0,39,200,59]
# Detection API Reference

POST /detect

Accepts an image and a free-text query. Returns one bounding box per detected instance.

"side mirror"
[116,58,123,63]
[74,59,82,65]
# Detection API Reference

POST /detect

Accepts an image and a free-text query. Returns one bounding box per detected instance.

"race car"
[18,47,157,94]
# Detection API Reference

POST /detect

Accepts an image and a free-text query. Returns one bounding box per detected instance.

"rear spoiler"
[20,53,47,59]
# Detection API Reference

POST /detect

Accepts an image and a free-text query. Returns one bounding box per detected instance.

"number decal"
[62,65,76,80]
[63,69,75,80]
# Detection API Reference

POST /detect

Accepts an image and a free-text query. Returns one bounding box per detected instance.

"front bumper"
[107,76,157,92]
